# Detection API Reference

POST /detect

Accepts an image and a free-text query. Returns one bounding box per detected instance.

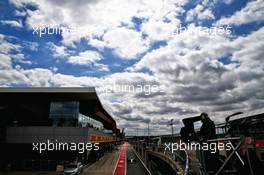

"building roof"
[0,87,117,131]
[228,108,264,122]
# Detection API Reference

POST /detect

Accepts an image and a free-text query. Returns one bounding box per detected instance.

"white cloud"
[216,0,264,26]
[0,53,12,69]
[186,4,215,22]
[3,0,264,134]
[0,33,31,65]
[11,53,31,65]
[23,41,39,51]
[2,25,263,131]
[9,0,37,8]
[0,20,23,28]
[88,38,106,50]
[0,34,20,54]
[94,63,110,72]
[0,64,101,87]
[48,43,109,70]
[231,27,264,68]
[0,67,52,86]
[9,0,187,59]
[141,19,178,41]
[22,68,53,86]
[14,10,27,17]
[129,26,264,123]
[103,27,148,59]
[68,50,102,65]
[223,0,234,5]
[48,43,69,58]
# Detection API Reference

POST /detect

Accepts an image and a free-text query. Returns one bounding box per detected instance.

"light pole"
[168,119,174,141]
[168,119,174,135]
[148,122,150,146]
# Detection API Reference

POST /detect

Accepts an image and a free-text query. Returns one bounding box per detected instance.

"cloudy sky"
[0,0,264,135]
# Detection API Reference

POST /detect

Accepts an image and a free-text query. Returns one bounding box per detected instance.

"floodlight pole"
[148,122,150,146]
[168,119,174,141]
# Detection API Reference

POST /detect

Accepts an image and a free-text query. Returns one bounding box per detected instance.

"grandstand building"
[0,88,118,171]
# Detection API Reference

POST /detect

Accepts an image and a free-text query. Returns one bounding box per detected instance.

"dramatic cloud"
[130,26,264,123]
[0,0,264,135]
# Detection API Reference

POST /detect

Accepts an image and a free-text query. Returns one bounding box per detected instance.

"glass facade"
[49,101,79,126]
[49,101,103,128]
[79,113,103,129]
[49,101,79,119]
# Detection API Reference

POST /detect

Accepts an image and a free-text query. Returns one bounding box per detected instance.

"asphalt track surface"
[126,144,150,175]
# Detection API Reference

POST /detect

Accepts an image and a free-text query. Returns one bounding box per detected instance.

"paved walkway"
[83,147,121,175]
[1,147,121,175]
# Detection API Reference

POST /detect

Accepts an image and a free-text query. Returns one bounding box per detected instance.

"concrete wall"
[6,126,111,143]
